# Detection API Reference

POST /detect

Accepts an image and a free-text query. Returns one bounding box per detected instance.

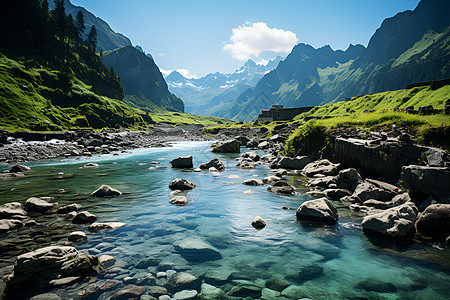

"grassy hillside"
[149,112,234,126]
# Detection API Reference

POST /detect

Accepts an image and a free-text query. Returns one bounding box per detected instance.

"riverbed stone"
[9,164,31,173]
[353,180,401,202]
[148,285,168,297]
[83,162,99,168]
[167,272,199,290]
[243,178,264,186]
[296,198,338,224]
[57,203,83,214]
[111,284,145,299]
[24,197,53,213]
[303,159,340,177]
[324,188,351,199]
[401,165,450,202]
[99,255,116,267]
[29,293,61,300]
[263,175,281,184]
[265,275,291,292]
[173,237,222,262]
[0,202,26,219]
[251,216,266,229]
[261,287,281,299]
[415,204,450,239]
[170,196,188,206]
[267,181,295,194]
[361,202,418,238]
[170,156,193,168]
[242,151,260,162]
[72,211,98,224]
[199,283,225,300]
[169,179,196,190]
[211,140,240,153]
[278,156,313,170]
[0,219,23,233]
[68,231,86,242]
[335,168,361,191]
[88,222,126,232]
[173,289,198,300]
[91,185,122,197]
[200,158,225,171]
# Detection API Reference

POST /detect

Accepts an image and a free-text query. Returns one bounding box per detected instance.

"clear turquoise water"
[1,141,449,299]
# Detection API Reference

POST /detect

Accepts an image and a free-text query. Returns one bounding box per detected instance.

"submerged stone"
[173,237,222,262]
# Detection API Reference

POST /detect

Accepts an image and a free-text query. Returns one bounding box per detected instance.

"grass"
[148,111,234,126]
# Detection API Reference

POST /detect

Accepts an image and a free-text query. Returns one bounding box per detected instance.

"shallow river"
[1,141,449,299]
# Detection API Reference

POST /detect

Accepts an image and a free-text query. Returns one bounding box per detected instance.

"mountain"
[165,57,283,114]
[220,0,450,121]
[103,46,184,112]
[51,0,132,51]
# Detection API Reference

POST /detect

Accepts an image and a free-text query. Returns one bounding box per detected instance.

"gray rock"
[243,178,264,186]
[261,288,281,299]
[265,275,291,292]
[278,156,313,170]
[324,189,351,199]
[88,222,126,232]
[68,231,86,242]
[148,285,168,297]
[199,283,225,300]
[173,237,222,262]
[9,164,31,173]
[296,198,338,224]
[91,185,122,197]
[57,203,83,214]
[199,158,225,171]
[0,219,23,233]
[415,204,450,239]
[29,293,61,300]
[267,181,295,194]
[24,197,53,212]
[353,180,401,202]
[170,156,193,168]
[242,151,260,162]
[402,165,450,202]
[72,211,98,224]
[426,147,449,167]
[335,168,361,191]
[263,176,281,184]
[170,196,188,206]
[111,284,145,300]
[0,202,26,219]
[167,272,199,290]
[258,141,270,149]
[303,159,340,177]
[251,216,266,229]
[308,176,336,188]
[173,289,198,300]
[83,162,99,168]
[362,202,418,238]
[211,140,240,153]
[98,255,115,267]
[169,179,196,191]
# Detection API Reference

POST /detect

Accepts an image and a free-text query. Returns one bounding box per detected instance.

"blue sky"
[72,0,420,78]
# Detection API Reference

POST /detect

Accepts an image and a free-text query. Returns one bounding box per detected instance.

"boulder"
[263,176,281,184]
[9,164,31,173]
[91,185,122,197]
[24,197,53,213]
[0,202,27,219]
[335,168,361,191]
[267,181,295,194]
[169,179,196,190]
[173,237,222,262]
[296,198,338,224]
[57,203,83,214]
[324,189,351,200]
[169,196,188,206]
[29,293,62,300]
[173,289,198,300]
[361,202,418,238]
[278,156,313,170]
[401,165,450,202]
[308,176,336,188]
[265,275,291,292]
[199,283,225,300]
[167,272,199,290]
[415,204,450,239]
[425,148,449,167]
[88,222,126,232]
[243,179,264,186]
[352,180,401,202]
[6,246,98,294]
[72,211,98,224]
[68,231,86,242]
[148,285,168,297]
[241,151,260,162]
[199,158,225,171]
[258,141,270,149]
[251,216,266,229]
[211,140,240,153]
[83,162,99,168]
[170,156,193,168]
[0,219,23,233]
[236,161,255,169]
[303,159,340,177]
[111,285,145,300]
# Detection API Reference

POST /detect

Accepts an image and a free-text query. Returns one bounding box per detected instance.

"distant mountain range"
[217,0,450,121]
[165,57,283,115]
[103,46,184,112]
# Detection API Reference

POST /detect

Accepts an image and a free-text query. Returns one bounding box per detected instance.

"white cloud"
[176,69,198,79]
[223,22,298,61]
[255,59,269,66]
[157,53,165,56]
[159,68,172,77]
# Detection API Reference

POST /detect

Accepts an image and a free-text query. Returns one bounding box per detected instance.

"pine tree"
[21,30,34,69]
[75,10,85,41]
[41,0,49,15]
[52,0,67,36]
[67,14,77,41]
[88,25,97,52]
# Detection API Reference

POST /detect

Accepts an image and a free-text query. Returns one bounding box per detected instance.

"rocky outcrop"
[352,179,402,202]
[170,156,193,168]
[211,140,240,153]
[0,219,24,233]
[333,137,428,179]
[271,156,313,170]
[9,164,31,173]
[296,198,338,224]
[401,165,450,203]
[415,204,450,239]
[91,185,122,197]
[169,179,196,190]
[0,202,27,219]
[361,202,418,238]
[6,246,98,296]
[24,197,53,213]
[302,159,340,177]
[267,181,295,194]
[335,168,361,191]
[199,158,225,171]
